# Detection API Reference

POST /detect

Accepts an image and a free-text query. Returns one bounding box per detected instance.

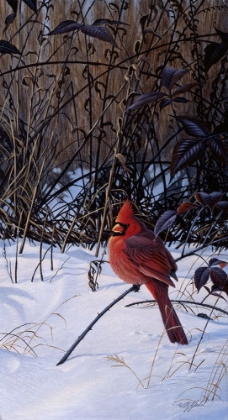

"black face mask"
[112,222,130,237]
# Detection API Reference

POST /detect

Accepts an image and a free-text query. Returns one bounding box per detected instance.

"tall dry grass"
[0,0,227,251]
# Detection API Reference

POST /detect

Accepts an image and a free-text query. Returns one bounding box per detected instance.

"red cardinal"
[109,199,188,345]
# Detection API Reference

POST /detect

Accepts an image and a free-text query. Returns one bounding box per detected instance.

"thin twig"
[125,299,228,316]
[56,284,140,366]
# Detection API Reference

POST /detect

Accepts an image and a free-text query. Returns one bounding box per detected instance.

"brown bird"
[109,199,188,345]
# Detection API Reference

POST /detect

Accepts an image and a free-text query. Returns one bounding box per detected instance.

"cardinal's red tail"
[145,282,188,345]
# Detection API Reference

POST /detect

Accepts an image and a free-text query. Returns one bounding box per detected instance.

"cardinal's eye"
[112,222,130,236]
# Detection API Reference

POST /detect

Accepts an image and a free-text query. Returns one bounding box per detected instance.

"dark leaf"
[126,92,166,112]
[204,286,211,294]
[161,67,176,90]
[215,201,228,212]
[170,138,205,178]
[154,210,177,236]
[92,19,129,26]
[214,26,228,43]
[22,77,30,87]
[176,116,209,137]
[211,284,222,292]
[169,68,189,90]
[208,138,228,163]
[49,21,84,36]
[134,40,141,53]
[197,313,212,320]
[194,191,224,210]
[6,0,18,13]
[22,0,37,12]
[5,13,16,29]
[209,267,228,290]
[209,258,228,268]
[122,2,129,10]
[177,202,199,214]
[37,30,45,46]
[204,42,228,72]
[81,25,118,47]
[160,98,172,110]
[208,191,225,206]
[0,40,21,55]
[211,284,228,299]
[194,267,210,292]
[172,82,199,96]
[211,290,227,300]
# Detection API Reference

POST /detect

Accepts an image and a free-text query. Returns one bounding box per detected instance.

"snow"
[0,240,228,420]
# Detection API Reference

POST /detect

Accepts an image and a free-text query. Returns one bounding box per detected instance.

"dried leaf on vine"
[177,202,199,214]
[208,258,228,269]
[116,154,132,173]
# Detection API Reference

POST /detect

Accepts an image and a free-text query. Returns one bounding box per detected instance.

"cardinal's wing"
[123,231,177,287]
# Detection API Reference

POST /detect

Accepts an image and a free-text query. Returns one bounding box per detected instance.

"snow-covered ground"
[0,240,228,420]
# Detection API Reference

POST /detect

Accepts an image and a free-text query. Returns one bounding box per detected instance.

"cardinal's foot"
[132,284,140,292]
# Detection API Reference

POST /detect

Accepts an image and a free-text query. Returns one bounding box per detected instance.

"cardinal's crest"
[116,199,134,224]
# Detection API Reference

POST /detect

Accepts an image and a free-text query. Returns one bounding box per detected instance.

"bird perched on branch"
[109,199,188,345]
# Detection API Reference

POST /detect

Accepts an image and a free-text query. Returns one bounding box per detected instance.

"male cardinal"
[109,199,188,345]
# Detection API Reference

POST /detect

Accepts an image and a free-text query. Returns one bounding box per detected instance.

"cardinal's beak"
[111,222,130,236]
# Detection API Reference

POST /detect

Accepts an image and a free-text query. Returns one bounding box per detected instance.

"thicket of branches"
[1,3,228,401]
[0,0,228,254]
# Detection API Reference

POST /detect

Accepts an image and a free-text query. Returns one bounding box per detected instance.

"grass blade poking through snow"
[56,284,140,366]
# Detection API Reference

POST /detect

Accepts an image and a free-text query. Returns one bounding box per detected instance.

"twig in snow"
[56,284,140,366]
[125,299,228,316]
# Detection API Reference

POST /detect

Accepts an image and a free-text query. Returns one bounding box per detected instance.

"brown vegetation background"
[0,1,227,166]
